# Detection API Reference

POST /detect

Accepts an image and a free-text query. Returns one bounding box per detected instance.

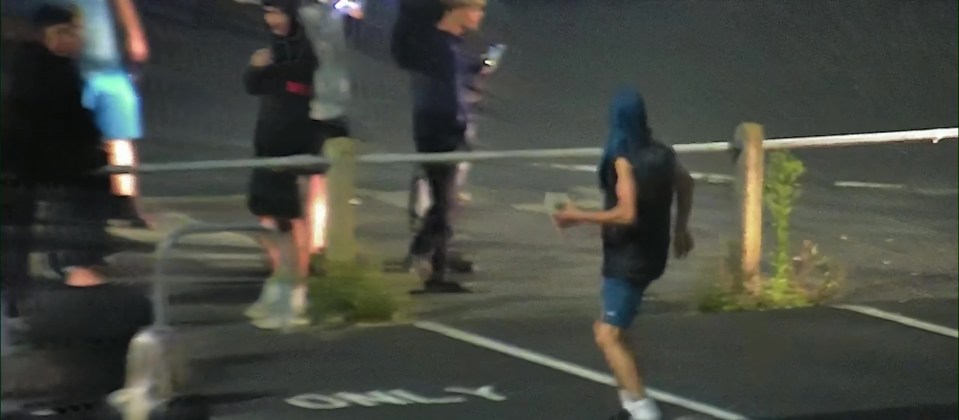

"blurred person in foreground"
[297,0,365,257]
[393,0,487,293]
[0,2,153,407]
[242,0,318,330]
[5,331,207,419]
[552,88,695,420]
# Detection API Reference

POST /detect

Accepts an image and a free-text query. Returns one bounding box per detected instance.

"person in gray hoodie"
[297,0,364,255]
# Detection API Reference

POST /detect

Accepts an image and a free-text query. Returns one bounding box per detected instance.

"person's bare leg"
[251,223,305,329]
[107,139,135,197]
[289,218,311,320]
[107,139,151,226]
[290,218,311,279]
[595,321,661,419]
[455,161,472,202]
[258,217,282,272]
[594,321,646,397]
[303,175,328,255]
[245,217,282,319]
[64,266,105,287]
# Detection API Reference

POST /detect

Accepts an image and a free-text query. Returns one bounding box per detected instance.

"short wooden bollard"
[733,123,765,295]
[323,137,359,263]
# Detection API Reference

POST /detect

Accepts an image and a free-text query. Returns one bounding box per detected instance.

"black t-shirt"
[600,142,677,284]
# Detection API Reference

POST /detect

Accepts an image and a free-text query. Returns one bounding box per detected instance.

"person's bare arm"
[673,159,694,233]
[112,0,149,62]
[559,158,637,226]
[112,0,144,38]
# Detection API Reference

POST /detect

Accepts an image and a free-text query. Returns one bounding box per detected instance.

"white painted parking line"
[690,173,735,184]
[142,194,245,205]
[833,181,906,190]
[531,162,598,172]
[832,304,959,339]
[414,320,749,420]
[913,187,959,196]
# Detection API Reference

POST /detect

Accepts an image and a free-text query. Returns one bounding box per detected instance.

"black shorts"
[310,117,351,156]
[247,118,351,221]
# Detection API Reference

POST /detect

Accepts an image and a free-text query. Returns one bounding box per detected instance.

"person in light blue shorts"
[73,0,150,224]
[82,68,142,140]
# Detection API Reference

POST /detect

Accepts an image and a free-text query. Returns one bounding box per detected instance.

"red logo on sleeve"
[285,81,311,96]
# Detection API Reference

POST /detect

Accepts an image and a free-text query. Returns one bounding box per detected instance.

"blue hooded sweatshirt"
[599,88,677,283]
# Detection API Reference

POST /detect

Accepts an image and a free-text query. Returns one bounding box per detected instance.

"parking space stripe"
[832,304,959,339]
[414,321,749,420]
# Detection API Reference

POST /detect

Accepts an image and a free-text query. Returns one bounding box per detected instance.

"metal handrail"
[102,127,958,174]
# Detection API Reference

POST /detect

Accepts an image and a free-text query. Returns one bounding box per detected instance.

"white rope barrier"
[113,127,957,174]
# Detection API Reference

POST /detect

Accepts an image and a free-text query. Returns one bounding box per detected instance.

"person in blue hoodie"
[552,88,695,420]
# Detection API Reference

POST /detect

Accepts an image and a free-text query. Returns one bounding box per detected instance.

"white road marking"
[913,187,959,196]
[142,194,245,205]
[414,321,750,420]
[101,212,267,276]
[108,214,259,248]
[356,188,410,209]
[690,173,735,184]
[531,163,597,172]
[833,181,958,195]
[833,181,906,190]
[832,304,959,339]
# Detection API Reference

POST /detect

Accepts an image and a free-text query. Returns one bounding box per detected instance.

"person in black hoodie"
[243,0,319,329]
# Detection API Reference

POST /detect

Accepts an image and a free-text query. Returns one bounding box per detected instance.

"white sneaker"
[252,314,311,330]
[244,281,280,319]
[251,283,312,330]
[409,254,433,282]
[292,285,309,317]
[625,398,661,420]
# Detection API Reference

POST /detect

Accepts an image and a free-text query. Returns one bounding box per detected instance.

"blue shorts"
[600,277,650,329]
[82,69,143,141]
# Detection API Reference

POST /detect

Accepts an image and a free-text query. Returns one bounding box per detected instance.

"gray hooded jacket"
[298,0,351,121]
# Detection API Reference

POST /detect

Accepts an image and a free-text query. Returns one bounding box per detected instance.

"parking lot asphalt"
[195,325,708,420]
[424,304,958,420]
[151,284,956,420]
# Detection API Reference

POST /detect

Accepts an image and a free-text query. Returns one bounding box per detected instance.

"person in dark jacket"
[400,0,486,293]
[1,2,114,315]
[391,0,444,72]
[0,3,154,408]
[243,0,319,330]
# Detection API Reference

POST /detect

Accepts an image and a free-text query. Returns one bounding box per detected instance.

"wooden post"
[323,137,358,263]
[734,123,765,295]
